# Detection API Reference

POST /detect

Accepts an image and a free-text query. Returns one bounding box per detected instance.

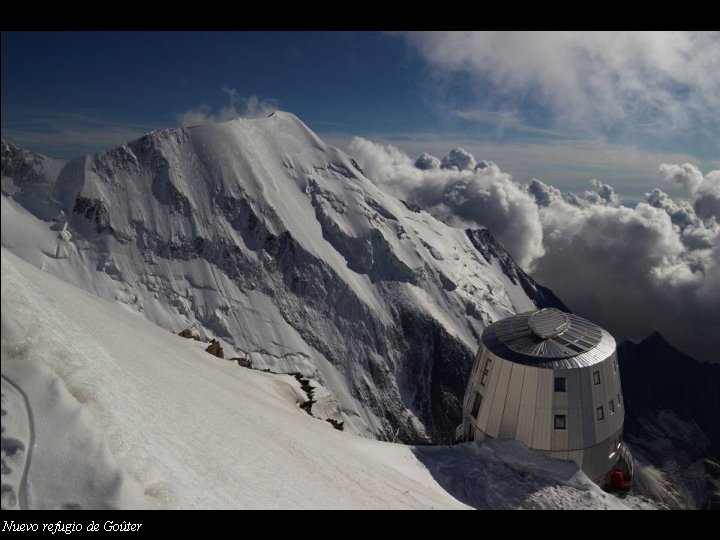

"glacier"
[1,112,557,442]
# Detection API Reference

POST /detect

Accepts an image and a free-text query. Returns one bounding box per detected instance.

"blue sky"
[2,31,719,200]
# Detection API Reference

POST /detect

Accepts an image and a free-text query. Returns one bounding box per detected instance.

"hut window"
[554,377,566,392]
[554,415,566,429]
[593,370,601,385]
[596,406,605,421]
[471,392,482,418]
[617,392,622,406]
[613,358,618,373]
[609,399,615,413]
[480,371,489,386]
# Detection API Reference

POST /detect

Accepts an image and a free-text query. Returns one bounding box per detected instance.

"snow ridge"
[1,112,544,441]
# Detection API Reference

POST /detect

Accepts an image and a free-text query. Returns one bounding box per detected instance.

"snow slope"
[1,249,648,509]
[1,113,548,442]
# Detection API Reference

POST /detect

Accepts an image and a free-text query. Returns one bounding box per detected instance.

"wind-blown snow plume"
[350,138,720,363]
[176,88,278,127]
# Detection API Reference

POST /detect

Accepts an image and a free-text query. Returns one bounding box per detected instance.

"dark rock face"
[232,357,253,368]
[618,333,720,508]
[396,308,474,444]
[205,339,224,359]
[618,333,720,457]
[465,229,569,311]
[72,196,112,234]
[1,140,46,186]
[178,329,203,341]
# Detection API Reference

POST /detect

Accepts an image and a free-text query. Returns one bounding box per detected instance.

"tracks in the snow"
[1,374,35,510]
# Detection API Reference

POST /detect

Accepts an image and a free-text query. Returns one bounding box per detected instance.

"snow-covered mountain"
[618,334,720,509]
[1,112,554,443]
[2,249,658,509]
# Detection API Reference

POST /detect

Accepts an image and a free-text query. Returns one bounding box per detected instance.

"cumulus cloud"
[440,147,476,171]
[349,138,545,267]
[660,163,720,221]
[399,32,720,133]
[415,152,440,170]
[176,88,278,127]
[350,139,720,362]
[583,179,619,206]
[526,178,562,207]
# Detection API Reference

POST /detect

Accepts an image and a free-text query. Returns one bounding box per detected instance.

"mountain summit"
[1,112,557,441]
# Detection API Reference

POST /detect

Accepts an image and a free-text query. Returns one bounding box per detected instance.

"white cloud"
[350,139,720,362]
[661,163,720,221]
[349,137,545,267]
[660,162,705,193]
[399,32,720,133]
[176,89,279,127]
[323,131,720,200]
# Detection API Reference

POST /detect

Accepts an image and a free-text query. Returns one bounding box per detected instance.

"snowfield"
[1,113,549,442]
[1,112,667,509]
[1,249,654,509]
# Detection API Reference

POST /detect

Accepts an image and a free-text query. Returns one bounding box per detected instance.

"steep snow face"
[1,113,540,441]
[1,249,652,509]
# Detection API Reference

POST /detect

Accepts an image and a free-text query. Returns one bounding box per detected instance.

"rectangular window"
[613,358,617,373]
[593,370,601,385]
[609,399,615,413]
[618,393,622,406]
[554,377,566,392]
[480,371,489,387]
[554,415,566,430]
[471,392,482,418]
[596,406,605,421]
[486,358,492,369]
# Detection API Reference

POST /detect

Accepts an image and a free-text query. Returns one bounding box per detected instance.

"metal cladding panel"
[567,450,584,469]
[566,369,584,449]
[590,364,605,409]
[463,351,483,410]
[550,450,569,461]
[579,368,598,446]
[568,407,584,450]
[581,429,623,482]
[601,358,622,436]
[476,352,503,432]
[551,408,569,451]
[520,366,539,407]
[515,367,539,447]
[499,363,525,438]
[567,368,583,410]
[552,369,569,410]
[486,358,513,437]
[531,368,554,450]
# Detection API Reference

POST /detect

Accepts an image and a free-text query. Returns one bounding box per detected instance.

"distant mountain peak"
[1,110,552,443]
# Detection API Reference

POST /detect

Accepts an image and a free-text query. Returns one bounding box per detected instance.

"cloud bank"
[349,138,720,363]
[176,88,278,127]
[400,31,720,135]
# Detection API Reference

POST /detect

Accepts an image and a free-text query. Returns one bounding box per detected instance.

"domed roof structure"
[481,308,616,369]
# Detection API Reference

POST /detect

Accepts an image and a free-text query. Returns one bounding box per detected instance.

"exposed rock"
[231,356,253,368]
[325,418,345,431]
[178,328,203,341]
[205,339,224,359]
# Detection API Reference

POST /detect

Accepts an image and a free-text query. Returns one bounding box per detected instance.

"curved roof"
[481,308,616,369]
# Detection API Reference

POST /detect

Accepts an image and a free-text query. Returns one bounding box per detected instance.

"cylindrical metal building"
[460,308,626,483]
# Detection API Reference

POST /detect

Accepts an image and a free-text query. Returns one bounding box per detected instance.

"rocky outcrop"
[205,339,224,359]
